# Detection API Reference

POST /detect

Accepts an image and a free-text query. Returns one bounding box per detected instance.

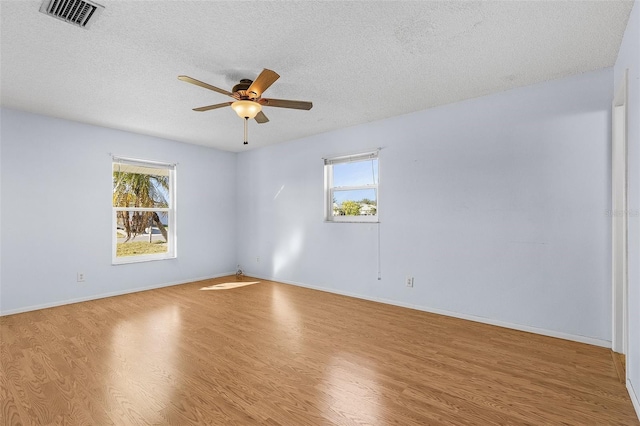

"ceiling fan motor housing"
[233,79,253,97]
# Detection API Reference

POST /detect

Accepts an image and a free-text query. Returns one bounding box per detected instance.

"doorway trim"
[612,68,629,359]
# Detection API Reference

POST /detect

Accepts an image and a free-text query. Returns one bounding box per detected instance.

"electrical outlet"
[406,276,414,287]
[77,272,85,282]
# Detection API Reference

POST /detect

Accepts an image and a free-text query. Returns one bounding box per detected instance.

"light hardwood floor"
[1,276,638,425]
[612,351,627,384]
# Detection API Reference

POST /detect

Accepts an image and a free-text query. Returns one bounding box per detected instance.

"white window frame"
[112,157,177,264]
[324,150,379,223]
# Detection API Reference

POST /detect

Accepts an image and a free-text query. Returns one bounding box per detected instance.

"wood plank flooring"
[612,351,627,384]
[1,276,638,425]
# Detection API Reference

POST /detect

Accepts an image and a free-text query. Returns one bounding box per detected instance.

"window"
[112,157,176,264]
[324,150,379,222]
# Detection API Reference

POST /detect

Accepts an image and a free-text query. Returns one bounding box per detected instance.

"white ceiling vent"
[40,0,104,29]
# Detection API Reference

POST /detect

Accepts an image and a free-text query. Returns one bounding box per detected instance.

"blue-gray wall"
[0,109,237,313]
[236,69,613,345]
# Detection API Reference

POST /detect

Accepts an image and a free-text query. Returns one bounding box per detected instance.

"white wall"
[0,109,237,314]
[615,0,640,416]
[237,68,613,345]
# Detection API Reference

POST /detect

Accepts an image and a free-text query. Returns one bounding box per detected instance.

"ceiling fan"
[178,69,313,145]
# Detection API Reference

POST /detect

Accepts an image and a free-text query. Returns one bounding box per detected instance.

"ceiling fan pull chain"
[243,117,249,145]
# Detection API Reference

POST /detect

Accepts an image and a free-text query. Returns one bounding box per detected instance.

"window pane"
[332,189,377,216]
[333,159,378,187]
[115,210,169,258]
[113,163,170,208]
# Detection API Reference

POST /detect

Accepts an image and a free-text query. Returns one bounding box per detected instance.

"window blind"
[323,150,378,166]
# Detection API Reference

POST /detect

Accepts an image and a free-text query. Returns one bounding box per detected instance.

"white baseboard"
[248,273,611,348]
[3,271,612,349]
[629,380,640,421]
[0,271,235,317]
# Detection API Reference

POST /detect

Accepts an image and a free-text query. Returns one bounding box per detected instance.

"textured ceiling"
[0,1,634,152]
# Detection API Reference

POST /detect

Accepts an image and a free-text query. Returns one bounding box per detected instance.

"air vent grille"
[40,0,104,29]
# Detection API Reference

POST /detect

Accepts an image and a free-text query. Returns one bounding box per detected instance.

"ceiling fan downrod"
[243,117,249,145]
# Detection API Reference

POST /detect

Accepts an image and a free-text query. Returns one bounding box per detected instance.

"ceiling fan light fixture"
[231,100,262,119]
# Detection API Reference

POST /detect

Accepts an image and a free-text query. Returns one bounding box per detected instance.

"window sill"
[112,254,176,265]
[324,219,380,224]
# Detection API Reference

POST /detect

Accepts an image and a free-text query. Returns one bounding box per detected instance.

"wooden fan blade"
[247,69,279,98]
[254,111,269,124]
[178,75,234,97]
[261,98,313,110]
[193,102,233,112]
